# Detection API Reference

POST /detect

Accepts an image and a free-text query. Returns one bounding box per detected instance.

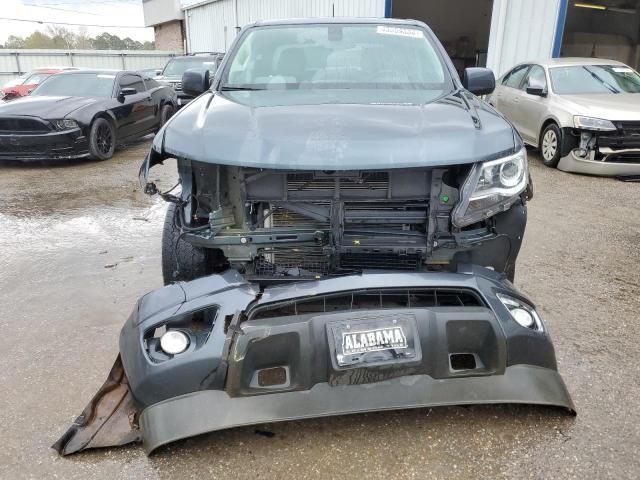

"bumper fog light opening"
[496,293,544,332]
[160,330,190,355]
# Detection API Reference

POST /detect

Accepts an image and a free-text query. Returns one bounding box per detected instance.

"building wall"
[185,0,385,52]
[143,0,184,26]
[486,0,562,77]
[154,20,185,52]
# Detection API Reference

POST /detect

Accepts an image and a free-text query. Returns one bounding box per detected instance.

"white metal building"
[174,0,640,76]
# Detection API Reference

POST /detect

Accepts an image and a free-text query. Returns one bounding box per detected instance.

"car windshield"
[32,73,115,97]
[221,24,451,93]
[550,65,640,94]
[162,58,218,76]
[23,73,52,85]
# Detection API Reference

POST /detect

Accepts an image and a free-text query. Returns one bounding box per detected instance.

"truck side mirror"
[463,67,496,96]
[182,69,210,97]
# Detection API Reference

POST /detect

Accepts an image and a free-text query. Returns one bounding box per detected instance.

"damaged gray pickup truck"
[55,18,574,456]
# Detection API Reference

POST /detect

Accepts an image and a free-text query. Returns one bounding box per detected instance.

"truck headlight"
[573,116,616,131]
[53,119,79,130]
[452,148,528,228]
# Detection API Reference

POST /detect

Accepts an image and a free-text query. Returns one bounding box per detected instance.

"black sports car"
[0,69,177,161]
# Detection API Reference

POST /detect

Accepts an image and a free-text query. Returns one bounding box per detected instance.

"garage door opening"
[391,0,494,76]
[561,1,640,68]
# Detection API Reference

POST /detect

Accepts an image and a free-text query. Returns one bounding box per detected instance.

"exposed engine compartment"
[166,160,523,281]
[571,121,640,164]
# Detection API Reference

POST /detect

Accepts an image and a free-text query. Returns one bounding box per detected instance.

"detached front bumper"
[559,150,640,176]
[0,128,89,161]
[54,266,574,456]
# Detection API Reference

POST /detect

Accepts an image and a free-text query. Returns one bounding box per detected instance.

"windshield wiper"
[583,66,620,93]
[220,85,266,91]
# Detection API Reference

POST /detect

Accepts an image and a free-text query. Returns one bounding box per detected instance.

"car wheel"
[88,118,115,160]
[540,123,562,168]
[162,202,210,285]
[158,103,175,130]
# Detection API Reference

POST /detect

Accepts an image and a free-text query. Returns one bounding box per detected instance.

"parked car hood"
[157,90,517,170]
[2,78,23,89]
[0,95,97,119]
[560,93,640,121]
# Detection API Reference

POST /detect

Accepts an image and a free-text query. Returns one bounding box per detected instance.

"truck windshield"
[162,58,218,76]
[550,65,640,94]
[221,24,451,92]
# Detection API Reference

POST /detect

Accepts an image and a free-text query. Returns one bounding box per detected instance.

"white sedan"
[487,57,640,177]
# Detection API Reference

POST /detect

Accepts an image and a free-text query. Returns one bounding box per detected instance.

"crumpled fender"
[52,356,141,456]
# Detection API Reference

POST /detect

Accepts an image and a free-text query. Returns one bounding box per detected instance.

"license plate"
[327,313,421,368]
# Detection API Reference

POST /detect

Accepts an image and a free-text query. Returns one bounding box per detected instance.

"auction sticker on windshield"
[612,67,634,73]
[376,25,424,38]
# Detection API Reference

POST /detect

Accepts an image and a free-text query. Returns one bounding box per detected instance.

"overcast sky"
[0,0,154,44]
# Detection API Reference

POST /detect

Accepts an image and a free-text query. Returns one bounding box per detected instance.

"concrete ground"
[0,141,638,479]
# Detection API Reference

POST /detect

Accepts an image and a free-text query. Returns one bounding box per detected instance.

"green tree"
[93,32,125,50]
[75,27,93,50]
[4,35,26,48]
[46,26,76,49]
[23,31,55,49]
[2,30,152,51]
[122,37,143,50]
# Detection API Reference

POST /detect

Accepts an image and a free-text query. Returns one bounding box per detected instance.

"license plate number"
[342,326,407,355]
[328,313,421,368]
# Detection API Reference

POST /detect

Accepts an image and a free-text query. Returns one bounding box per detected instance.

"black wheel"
[88,118,115,160]
[162,203,208,285]
[158,103,175,131]
[161,203,228,284]
[540,123,562,168]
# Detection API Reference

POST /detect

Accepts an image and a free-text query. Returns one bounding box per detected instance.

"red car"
[1,68,77,101]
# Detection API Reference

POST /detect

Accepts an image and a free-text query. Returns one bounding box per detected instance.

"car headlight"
[452,148,528,228]
[53,119,79,130]
[573,116,616,131]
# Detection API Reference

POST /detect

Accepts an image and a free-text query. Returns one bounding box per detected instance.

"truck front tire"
[161,203,210,285]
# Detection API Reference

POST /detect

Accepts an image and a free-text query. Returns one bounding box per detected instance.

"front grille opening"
[254,246,329,276]
[0,117,50,133]
[340,252,421,271]
[271,205,330,228]
[286,172,390,198]
[603,152,640,164]
[450,353,477,371]
[250,288,484,320]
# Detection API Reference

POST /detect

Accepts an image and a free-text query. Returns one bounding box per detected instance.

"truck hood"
[0,95,96,119]
[155,89,517,170]
[560,93,640,121]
